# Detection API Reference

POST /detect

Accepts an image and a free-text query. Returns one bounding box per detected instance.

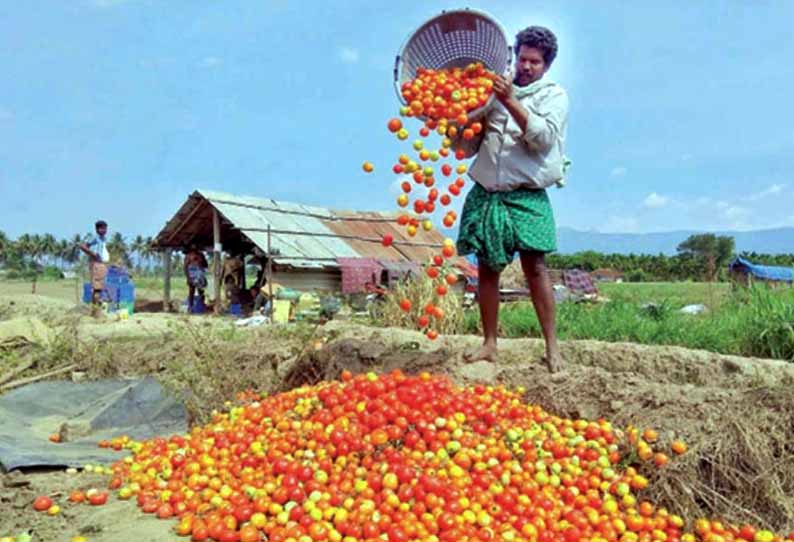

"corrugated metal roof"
[323,210,450,264]
[204,191,359,269]
[153,189,455,269]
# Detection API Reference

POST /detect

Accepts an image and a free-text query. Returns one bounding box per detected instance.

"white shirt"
[467,78,569,191]
[87,235,110,263]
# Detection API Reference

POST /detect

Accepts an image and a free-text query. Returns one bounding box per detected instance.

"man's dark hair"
[515,26,558,67]
[95,220,107,229]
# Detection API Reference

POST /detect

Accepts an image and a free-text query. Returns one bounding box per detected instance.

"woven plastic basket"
[394,8,512,120]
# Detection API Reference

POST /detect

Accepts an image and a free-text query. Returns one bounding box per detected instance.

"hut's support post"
[163,248,172,312]
[267,225,273,320]
[213,209,222,314]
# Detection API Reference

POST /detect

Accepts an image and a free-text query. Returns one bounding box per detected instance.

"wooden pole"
[163,249,172,312]
[267,225,273,320]
[213,208,222,314]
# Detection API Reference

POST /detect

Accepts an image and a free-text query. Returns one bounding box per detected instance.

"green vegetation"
[463,283,794,361]
[544,233,793,282]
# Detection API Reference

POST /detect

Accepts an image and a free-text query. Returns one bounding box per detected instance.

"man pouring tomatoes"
[455,26,570,372]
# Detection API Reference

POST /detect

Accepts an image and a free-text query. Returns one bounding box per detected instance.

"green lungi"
[456,183,557,273]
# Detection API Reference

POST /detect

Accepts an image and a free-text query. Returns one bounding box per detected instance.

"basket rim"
[392,7,512,120]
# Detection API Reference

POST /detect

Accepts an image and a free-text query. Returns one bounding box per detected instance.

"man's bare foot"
[544,351,564,373]
[463,343,498,363]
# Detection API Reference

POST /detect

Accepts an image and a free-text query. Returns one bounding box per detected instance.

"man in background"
[79,220,110,315]
[183,244,209,312]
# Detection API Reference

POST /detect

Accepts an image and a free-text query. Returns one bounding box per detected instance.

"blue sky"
[1,1,793,239]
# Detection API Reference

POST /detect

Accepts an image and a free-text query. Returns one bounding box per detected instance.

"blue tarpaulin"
[729,257,794,282]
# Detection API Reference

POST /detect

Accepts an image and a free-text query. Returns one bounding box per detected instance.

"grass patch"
[463,283,794,361]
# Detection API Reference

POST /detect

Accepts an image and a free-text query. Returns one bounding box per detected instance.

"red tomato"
[156,503,174,519]
[89,492,109,506]
[239,525,260,542]
[387,118,402,133]
[33,495,53,511]
[69,490,85,503]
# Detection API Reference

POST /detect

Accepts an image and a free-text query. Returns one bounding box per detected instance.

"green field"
[0,276,189,306]
[3,278,792,362]
[597,281,730,307]
[462,281,794,361]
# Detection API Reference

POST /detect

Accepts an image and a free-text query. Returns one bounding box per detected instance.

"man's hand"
[78,243,99,262]
[492,75,514,105]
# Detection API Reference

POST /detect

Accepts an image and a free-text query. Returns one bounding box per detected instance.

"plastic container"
[191,297,206,314]
[229,303,242,317]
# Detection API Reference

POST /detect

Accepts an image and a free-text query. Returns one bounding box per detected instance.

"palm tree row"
[0,230,159,273]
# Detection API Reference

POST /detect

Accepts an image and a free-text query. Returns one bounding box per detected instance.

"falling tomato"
[387,118,403,133]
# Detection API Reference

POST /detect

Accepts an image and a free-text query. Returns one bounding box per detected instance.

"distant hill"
[556,227,794,255]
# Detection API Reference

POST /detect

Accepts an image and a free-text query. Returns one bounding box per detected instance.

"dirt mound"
[0,295,78,324]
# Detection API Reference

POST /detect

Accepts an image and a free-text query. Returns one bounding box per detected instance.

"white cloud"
[715,200,730,210]
[338,47,360,64]
[0,107,12,121]
[680,153,693,162]
[722,205,749,220]
[643,192,669,209]
[600,215,640,233]
[748,183,786,201]
[610,166,627,178]
[199,56,222,68]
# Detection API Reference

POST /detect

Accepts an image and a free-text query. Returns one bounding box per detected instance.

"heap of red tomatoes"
[362,63,499,340]
[97,371,789,542]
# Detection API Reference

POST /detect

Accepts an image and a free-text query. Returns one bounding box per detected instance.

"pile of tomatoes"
[363,63,499,340]
[60,371,789,542]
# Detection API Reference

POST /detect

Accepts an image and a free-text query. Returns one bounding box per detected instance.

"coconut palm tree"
[142,236,155,274]
[131,234,146,272]
[55,238,70,270]
[14,234,30,262]
[0,230,8,265]
[107,232,131,267]
[64,234,84,269]
[41,233,57,267]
